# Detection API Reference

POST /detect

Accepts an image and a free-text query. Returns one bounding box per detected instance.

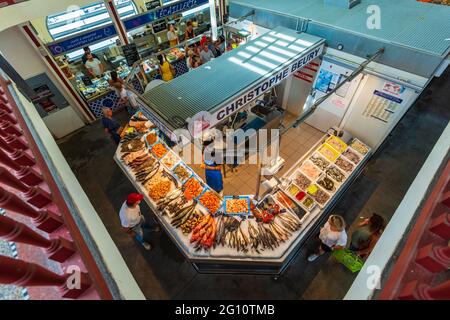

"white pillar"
[209,0,218,41]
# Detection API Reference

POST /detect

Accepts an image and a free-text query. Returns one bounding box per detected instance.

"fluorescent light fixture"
[295,39,314,47]
[261,36,277,43]
[228,57,268,75]
[288,44,307,52]
[237,51,252,59]
[251,57,278,69]
[275,40,289,47]
[256,50,288,63]
[266,45,297,58]
[270,32,295,42]
[182,3,209,17]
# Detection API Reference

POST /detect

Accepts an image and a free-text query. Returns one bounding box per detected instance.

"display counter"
[114,112,372,274]
[70,64,136,118]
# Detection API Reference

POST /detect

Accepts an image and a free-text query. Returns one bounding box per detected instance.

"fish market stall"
[114,113,372,274]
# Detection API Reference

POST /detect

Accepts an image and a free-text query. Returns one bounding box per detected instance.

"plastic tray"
[172,162,192,184]
[150,142,169,159]
[325,135,348,153]
[298,159,323,181]
[349,138,370,156]
[198,188,223,215]
[223,196,252,217]
[161,150,181,171]
[317,143,341,163]
[144,130,159,148]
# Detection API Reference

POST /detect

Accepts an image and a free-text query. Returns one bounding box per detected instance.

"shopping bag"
[332,249,364,273]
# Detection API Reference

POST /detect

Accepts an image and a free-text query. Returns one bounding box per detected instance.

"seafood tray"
[151,142,169,159]
[121,138,145,153]
[335,156,354,173]
[284,183,315,212]
[145,130,159,147]
[325,165,346,184]
[172,163,192,184]
[224,196,251,216]
[286,182,301,198]
[325,135,348,153]
[275,191,309,219]
[299,160,322,181]
[317,174,337,193]
[290,170,312,190]
[306,184,331,208]
[161,150,180,171]
[350,139,370,155]
[146,175,174,201]
[342,148,361,165]
[198,189,223,214]
[301,195,316,211]
[317,143,341,163]
[183,176,204,201]
[310,152,331,171]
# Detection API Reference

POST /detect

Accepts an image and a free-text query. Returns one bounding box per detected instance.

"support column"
[0,255,91,299]
[209,0,218,41]
[0,215,75,262]
[104,0,129,45]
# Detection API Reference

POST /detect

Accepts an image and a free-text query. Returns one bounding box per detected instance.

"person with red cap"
[119,193,152,250]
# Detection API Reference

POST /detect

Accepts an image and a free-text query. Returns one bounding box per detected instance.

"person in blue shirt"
[202,140,224,195]
[101,107,122,144]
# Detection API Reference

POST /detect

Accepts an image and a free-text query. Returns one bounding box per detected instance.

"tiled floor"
[187,114,324,196]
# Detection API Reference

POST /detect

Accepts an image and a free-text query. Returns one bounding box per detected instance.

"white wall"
[342,74,421,149]
[0,26,85,137]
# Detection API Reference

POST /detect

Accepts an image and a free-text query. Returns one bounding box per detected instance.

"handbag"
[332,249,364,273]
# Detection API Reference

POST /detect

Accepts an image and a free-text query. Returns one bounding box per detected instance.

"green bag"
[332,249,364,273]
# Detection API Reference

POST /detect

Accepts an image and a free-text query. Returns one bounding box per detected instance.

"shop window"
[47,0,137,41]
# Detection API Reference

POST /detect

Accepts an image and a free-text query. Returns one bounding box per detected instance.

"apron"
[205,167,223,193]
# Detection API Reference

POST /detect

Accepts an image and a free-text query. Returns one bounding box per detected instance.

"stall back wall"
[0,25,85,138]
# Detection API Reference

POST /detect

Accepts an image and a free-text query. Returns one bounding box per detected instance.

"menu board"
[122,44,141,67]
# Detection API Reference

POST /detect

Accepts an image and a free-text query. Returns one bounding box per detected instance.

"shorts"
[321,243,333,252]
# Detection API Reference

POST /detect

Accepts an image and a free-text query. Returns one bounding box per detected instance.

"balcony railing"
[0,72,144,300]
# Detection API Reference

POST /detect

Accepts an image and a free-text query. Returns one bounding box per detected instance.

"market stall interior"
[112,26,381,274]
[35,0,216,118]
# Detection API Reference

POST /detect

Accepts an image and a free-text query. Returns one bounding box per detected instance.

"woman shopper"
[119,193,152,250]
[185,20,195,40]
[308,215,347,262]
[157,54,175,82]
[167,24,179,47]
[350,213,385,259]
[114,82,138,114]
[108,70,124,88]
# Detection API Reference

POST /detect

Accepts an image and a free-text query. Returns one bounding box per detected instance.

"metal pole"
[209,0,218,41]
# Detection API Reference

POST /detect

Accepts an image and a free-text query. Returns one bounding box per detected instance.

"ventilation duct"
[323,0,361,9]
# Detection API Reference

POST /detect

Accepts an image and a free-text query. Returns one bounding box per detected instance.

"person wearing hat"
[119,193,152,250]
[307,215,347,262]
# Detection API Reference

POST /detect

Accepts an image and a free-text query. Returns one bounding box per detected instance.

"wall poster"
[362,90,404,124]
